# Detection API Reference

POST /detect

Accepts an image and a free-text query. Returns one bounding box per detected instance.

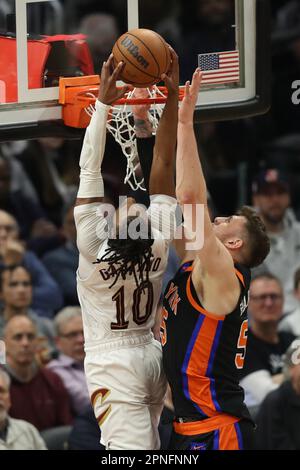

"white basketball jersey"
[77,228,169,347]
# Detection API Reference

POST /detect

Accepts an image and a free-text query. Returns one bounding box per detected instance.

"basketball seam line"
[115,42,160,81]
[151,30,169,71]
[116,32,163,80]
[115,41,160,83]
[126,32,161,74]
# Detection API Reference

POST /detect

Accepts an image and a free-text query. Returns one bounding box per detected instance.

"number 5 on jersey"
[235,319,248,369]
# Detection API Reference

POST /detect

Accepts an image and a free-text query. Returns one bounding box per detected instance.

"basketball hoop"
[59,76,184,191]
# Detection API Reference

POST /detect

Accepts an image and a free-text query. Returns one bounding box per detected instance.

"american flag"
[198,50,240,85]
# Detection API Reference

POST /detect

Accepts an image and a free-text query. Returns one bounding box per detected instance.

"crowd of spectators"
[0,0,300,451]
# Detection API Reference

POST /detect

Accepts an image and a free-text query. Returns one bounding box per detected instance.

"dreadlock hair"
[95,216,154,289]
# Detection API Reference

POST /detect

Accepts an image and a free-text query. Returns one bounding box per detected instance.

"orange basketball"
[112,28,171,88]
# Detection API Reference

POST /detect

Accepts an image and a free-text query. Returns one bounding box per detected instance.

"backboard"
[0,0,271,141]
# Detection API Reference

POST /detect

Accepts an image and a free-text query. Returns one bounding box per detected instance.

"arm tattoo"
[134,118,153,139]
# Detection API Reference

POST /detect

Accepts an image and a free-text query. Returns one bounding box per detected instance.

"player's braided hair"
[94,216,154,289]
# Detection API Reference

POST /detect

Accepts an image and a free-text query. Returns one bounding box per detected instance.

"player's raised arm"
[75,55,128,208]
[176,70,242,315]
[74,55,129,263]
[149,47,179,198]
[176,70,210,229]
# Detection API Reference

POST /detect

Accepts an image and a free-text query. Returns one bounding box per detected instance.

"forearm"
[134,117,153,139]
[149,93,178,195]
[153,93,178,167]
[76,100,110,202]
[176,122,207,205]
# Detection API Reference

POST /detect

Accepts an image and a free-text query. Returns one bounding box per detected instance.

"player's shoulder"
[169,260,194,285]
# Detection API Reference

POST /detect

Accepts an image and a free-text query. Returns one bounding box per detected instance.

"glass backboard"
[0,0,270,141]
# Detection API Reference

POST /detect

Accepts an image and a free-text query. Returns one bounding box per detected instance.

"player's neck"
[6,357,36,383]
[251,321,279,344]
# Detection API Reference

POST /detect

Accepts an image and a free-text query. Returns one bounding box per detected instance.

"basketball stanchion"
[59,75,184,191]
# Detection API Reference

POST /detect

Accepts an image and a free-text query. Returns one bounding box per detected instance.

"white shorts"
[84,333,167,450]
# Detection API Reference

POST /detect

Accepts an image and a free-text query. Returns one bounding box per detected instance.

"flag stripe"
[202,67,239,73]
[202,78,239,84]
[202,75,240,81]
[220,59,239,64]
[202,74,240,79]
[202,73,240,77]
[202,78,240,83]
[202,73,240,78]
[199,51,238,57]
[202,76,240,80]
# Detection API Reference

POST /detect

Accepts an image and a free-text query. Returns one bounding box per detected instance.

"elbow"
[176,189,198,206]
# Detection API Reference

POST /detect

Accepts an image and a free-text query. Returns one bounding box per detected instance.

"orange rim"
[76,86,185,106]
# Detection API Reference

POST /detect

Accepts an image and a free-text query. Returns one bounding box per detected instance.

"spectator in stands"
[68,406,103,450]
[0,368,47,450]
[254,339,300,450]
[47,307,89,416]
[0,152,57,240]
[42,203,79,306]
[240,273,296,408]
[0,264,55,357]
[79,13,119,74]
[252,169,300,313]
[0,142,40,206]
[3,316,73,431]
[0,210,63,318]
[68,405,173,450]
[16,138,81,227]
[279,267,300,337]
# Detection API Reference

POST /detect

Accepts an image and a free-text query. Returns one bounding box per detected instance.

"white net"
[84,86,167,191]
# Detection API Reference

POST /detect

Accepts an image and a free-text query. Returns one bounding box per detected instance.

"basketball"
[112,28,171,88]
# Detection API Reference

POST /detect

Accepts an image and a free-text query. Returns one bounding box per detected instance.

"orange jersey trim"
[186,275,226,321]
[235,269,245,288]
[185,267,193,272]
[173,413,240,436]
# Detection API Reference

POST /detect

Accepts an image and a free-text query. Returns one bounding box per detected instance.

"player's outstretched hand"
[98,54,130,105]
[179,68,203,125]
[161,46,179,97]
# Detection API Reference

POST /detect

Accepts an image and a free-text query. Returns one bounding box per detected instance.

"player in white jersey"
[74,50,179,450]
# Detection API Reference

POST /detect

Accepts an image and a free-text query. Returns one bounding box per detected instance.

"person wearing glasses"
[47,307,90,416]
[2,315,72,431]
[240,273,296,410]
